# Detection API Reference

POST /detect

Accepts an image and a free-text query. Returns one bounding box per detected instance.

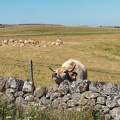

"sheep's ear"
[49,67,54,72]
[68,65,76,72]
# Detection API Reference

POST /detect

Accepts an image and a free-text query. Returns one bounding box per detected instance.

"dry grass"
[0,25,120,88]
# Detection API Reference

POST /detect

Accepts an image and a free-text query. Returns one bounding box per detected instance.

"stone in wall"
[110,107,120,120]
[6,88,15,103]
[106,95,119,109]
[97,96,106,105]
[69,79,89,94]
[34,86,47,99]
[0,76,6,91]
[22,80,34,93]
[89,81,120,96]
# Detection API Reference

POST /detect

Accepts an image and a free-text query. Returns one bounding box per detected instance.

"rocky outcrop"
[0,76,120,120]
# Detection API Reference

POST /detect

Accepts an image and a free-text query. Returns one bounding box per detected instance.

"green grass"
[1,25,120,37]
[73,39,120,60]
[14,31,120,37]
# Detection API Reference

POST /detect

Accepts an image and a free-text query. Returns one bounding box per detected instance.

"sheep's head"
[49,65,77,84]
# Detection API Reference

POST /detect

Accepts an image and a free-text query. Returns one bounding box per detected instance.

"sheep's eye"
[63,70,67,73]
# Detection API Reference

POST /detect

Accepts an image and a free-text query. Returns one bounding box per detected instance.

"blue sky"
[0,0,120,26]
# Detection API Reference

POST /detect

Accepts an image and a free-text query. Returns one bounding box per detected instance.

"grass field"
[0,25,120,88]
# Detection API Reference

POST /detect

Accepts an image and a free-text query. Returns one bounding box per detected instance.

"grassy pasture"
[0,25,120,88]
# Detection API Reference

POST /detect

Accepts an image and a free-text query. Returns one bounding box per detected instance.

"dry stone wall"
[0,76,120,120]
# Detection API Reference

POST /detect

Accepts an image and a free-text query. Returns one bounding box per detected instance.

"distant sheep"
[51,39,63,46]
[9,39,16,43]
[2,40,8,44]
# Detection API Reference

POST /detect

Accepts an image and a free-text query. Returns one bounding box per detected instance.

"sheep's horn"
[49,67,54,72]
[68,65,76,72]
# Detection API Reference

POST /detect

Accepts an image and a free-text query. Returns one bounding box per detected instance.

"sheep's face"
[51,67,69,84]
[49,66,77,84]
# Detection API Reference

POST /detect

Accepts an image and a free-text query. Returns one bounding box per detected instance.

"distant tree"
[114,26,120,28]
[0,24,4,28]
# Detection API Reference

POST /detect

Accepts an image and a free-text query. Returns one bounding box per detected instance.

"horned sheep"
[49,59,87,84]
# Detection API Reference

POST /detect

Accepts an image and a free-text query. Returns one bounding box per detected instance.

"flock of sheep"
[0,38,63,47]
